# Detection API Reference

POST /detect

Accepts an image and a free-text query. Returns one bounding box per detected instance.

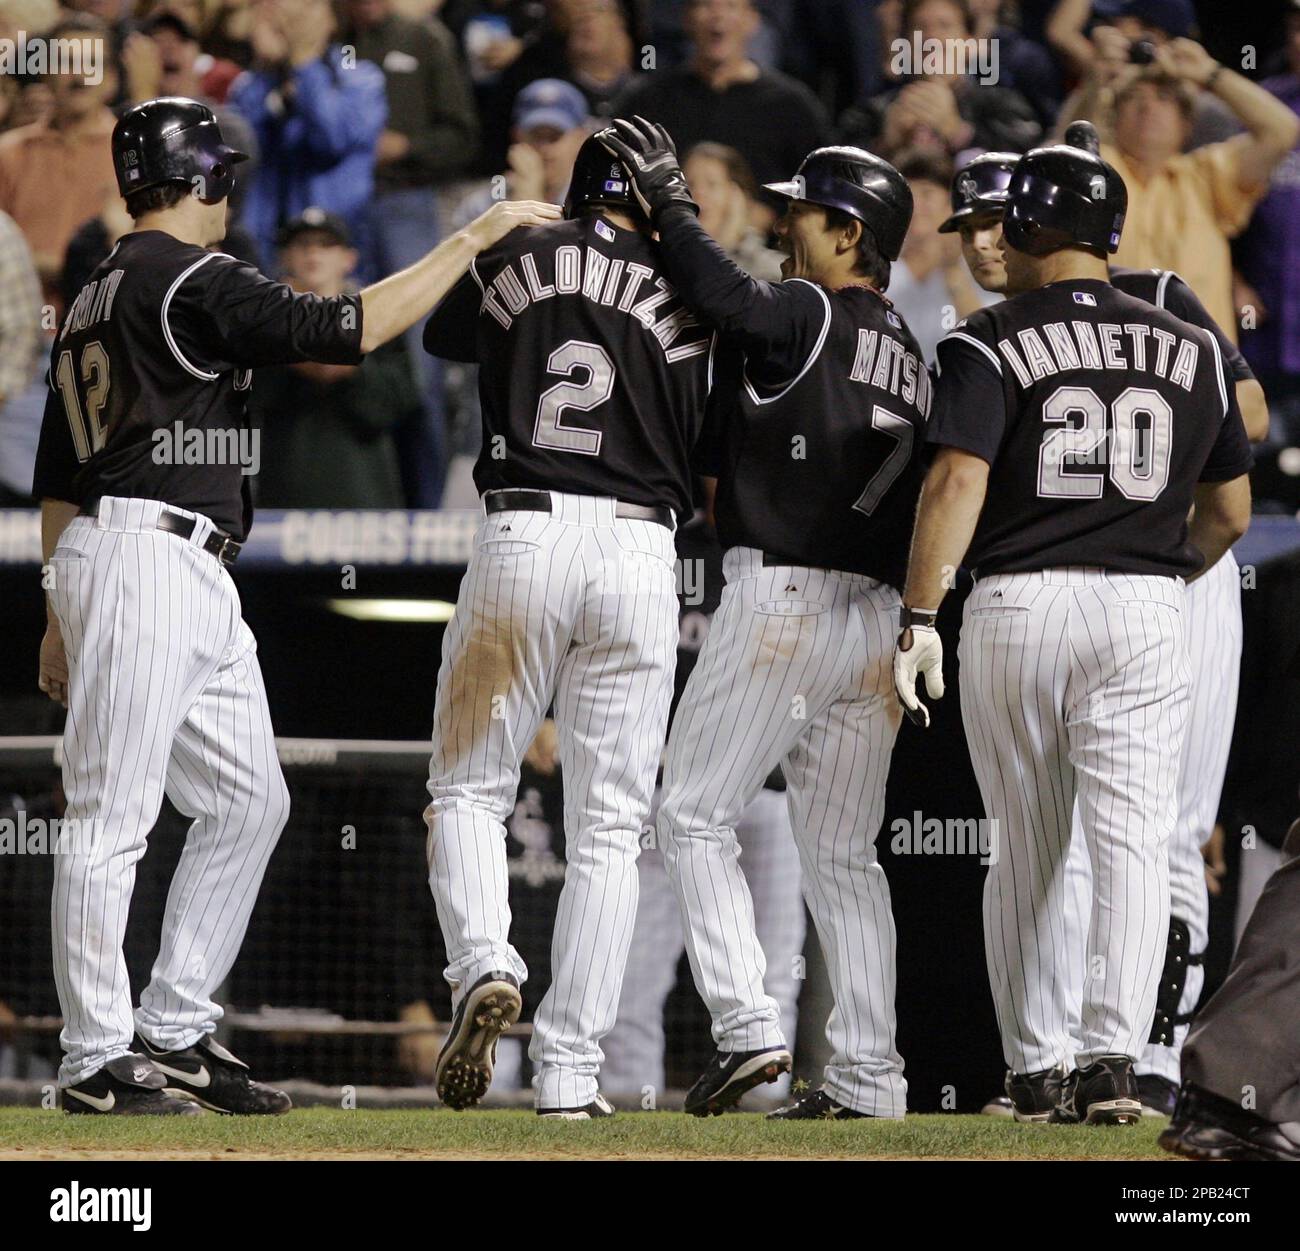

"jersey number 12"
[55,341,111,462]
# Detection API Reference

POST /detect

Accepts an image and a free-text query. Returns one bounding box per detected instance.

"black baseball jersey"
[928,277,1253,578]
[423,216,713,517]
[32,229,363,539]
[652,206,930,590]
[1111,267,1255,384]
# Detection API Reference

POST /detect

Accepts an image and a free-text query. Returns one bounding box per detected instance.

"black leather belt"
[80,500,242,567]
[762,551,833,573]
[485,488,673,529]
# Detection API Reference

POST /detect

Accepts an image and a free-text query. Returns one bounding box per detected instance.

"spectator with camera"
[1059,36,1299,344]
[229,0,387,271]
[1048,0,1242,149]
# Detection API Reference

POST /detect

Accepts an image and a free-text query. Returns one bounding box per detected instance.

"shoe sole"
[1084,1098,1144,1126]
[436,981,522,1111]
[64,1095,203,1116]
[164,1086,292,1115]
[685,1050,792,1117]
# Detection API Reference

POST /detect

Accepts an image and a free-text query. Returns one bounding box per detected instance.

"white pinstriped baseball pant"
[47,496,289,1086]
[600,785,806,1099]
[657,547,907,1117]
[959,568,1190,1075]
[425,492,678,1110]
[1058,553,1241,1081]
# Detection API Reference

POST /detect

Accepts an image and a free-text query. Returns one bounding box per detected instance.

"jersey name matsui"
[848,324,933,413]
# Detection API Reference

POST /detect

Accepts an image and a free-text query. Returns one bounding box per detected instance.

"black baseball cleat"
[980,1093,1015,1118]
[1159,1081,1300,1162]
[134,1034,291,1114]
[1051,1055,1143,1125]
[1137,1073,1179,1119]
[684,1046,792,1117]
[766,1087,872,1120]
[436,970,522,1110]
[63,1053,202,1115]
[537,1093,615,1120]
[1004,1062,1068,1123]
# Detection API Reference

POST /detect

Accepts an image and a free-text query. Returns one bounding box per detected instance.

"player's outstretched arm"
[894,447,990,727]
[600,118,822,365]
[358,200,560,353]
[1186,475,1251,583]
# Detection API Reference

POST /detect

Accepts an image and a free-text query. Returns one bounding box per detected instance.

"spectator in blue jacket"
[229,0,387,271]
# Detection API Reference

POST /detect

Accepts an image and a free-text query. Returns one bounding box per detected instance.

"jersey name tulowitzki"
[477,245,709,361]
[995,321,1202,392]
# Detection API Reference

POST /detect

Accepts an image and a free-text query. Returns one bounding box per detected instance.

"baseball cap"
[1090,0,1197,38]
[513,79,590,134]
[277,207,352,249]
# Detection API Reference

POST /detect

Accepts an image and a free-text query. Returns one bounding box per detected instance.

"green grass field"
[0,1107,1174,1160]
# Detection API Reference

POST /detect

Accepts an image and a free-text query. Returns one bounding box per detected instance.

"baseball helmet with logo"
[763,146,913,261]
[111,97,248,206]
[564,130,643,221]
[938,152,1019,233]
[1002,144,1128,257]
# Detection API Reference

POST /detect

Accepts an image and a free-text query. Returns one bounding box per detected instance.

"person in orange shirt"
[0,15,120,298]
[1069,37,1299,344]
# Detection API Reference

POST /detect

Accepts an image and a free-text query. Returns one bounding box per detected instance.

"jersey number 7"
[853,403,915,516]
[54,341,112,463]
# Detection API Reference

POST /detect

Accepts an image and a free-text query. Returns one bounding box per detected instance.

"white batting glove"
[893,609,944,729]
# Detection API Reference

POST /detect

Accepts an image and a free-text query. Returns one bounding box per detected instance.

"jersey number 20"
[55,341,111,463]
[1037,385,1172,502]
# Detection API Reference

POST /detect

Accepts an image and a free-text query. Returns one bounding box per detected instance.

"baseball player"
[941,135,1268,1122]
[601,119,928,1119]
[420,132,714,1119]
[33,96,557,1115]
[600,503,805,1101]
[894,141,1254,1125]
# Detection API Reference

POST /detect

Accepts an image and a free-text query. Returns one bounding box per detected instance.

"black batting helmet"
[938,152,1018,233]
[1002,144,1127,258]
[112,97,248,206]
[564,130,643,221]
[763,146,912,261]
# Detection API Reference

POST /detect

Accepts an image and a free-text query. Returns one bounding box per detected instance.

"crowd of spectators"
[0,0,1298,510]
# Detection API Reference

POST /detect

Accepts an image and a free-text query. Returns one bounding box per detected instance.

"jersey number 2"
[533,340,614,456]
[55,341,111,463]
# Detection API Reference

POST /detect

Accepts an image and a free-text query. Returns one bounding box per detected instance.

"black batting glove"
[598,116,699,221]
